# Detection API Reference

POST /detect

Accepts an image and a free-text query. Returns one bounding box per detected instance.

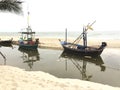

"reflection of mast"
[60,51,105,80]
[19,48,40,70]
[65,59,67,71]
[71,59,92,80]
[0,51,6,65]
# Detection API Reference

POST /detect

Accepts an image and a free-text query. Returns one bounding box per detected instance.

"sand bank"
[38,37,120,49]
[0,35,120,48]
[0,65,119,90]
[4,36,118,49]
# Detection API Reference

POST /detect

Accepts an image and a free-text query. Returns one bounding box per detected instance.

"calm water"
[0,45,120,87]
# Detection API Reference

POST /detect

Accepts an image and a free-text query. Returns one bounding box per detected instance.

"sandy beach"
[0,65,119,90]
[38,37,120,49]
[1,36,118,49]
[0,34,120,49]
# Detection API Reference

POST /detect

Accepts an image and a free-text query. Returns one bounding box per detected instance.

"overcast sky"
[0,0,120,32]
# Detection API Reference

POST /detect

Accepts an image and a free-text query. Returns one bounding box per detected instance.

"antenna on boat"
[27,11,30,27]
[26,1,32,33]
[27,1,30,27]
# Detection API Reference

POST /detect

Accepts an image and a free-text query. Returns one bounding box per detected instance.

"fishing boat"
[18,12,39,50]
[59,21,107,57]
[0,38,12,47]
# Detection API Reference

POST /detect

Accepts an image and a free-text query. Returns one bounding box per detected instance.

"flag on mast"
[86,20,96,31]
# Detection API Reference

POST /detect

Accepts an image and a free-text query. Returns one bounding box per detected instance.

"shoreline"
[9,37,120,49]
[0,35,120,49]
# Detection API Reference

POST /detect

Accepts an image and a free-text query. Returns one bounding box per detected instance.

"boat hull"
[62,45,103,56]
[19,44,38,50]
[60,41,107,57]
[0,40,12,47]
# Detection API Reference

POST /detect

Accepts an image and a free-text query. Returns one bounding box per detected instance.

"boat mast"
[71,21,96,46]
[26,6,33,39]
[27,1,32,33]
[83,26,87,47]
[27,11,32,32]
[83,20,96,47]
[27,11,30,28]
[65,28,67,42]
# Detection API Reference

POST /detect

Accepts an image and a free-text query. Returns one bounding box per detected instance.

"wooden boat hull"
[19,44,38,50]
[0,40,12,47]
[60,41,107,57]
[62,45,102,56]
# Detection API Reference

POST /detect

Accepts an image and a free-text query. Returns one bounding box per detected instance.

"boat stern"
[99,42,107,50]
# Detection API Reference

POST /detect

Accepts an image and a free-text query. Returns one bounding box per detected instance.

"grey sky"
[0,0,120,32]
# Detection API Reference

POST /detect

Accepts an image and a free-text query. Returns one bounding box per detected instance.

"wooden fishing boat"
[18,12,39,50]
[18,29,39,50]
[59,21,107,57]
[0,38,12,46]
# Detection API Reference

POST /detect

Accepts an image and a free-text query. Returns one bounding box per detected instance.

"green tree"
[0,0,23,14]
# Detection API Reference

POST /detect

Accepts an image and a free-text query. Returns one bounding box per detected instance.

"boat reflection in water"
[18,47,40,70]
[0,41,13,65]
[59,51,106,81]
[0,51,6,65]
